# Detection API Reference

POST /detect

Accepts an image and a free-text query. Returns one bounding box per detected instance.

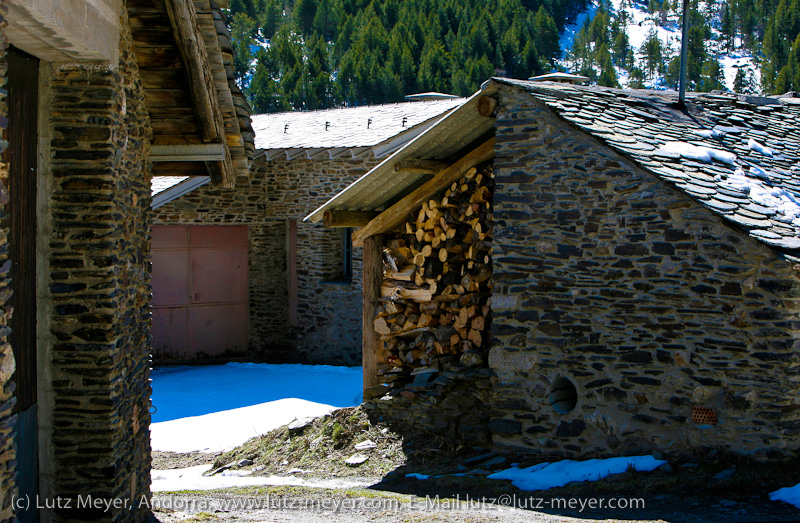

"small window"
[342,227,353,281]
[321,227,352,284]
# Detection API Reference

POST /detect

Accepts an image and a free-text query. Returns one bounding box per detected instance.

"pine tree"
[699,56,726,91]
[533,6,561,61]
[230,13,257,85]
[294,0,318,35]
[721,2,735,52]
[597,44,620,87]
[641,29,663,80]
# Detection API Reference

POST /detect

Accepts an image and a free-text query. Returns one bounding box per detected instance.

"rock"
[287,468,306,474]
[288,418,314,433]
[364,385,390,400]
[237,459,254,467]
[656,463,673,473]
[460,351,483,367]
[345,454,369,466]
[413,372,436,386]
[713,467,735,481]
[354,439,377,450]
[481,456,508,469]
[463,451,499,466]
[681,462,699,469]
[208,464,233,476]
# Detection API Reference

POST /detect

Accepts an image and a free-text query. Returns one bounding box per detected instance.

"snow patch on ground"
[559,2,599,61]
[488,456,666,491]
[771,483,800,508]
[150,363,363,452]
[151,362,362,422]
[151,398,341,453]
[152,465,373,492]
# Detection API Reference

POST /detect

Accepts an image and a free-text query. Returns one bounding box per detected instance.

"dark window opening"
[550,377,578,414]
[321,227,352,285]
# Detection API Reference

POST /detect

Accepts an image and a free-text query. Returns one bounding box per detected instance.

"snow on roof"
[151,176,211,209]
[494,78,800,257]
[251,98,464,151]
[313,77,800,258]
[151,176,190,196]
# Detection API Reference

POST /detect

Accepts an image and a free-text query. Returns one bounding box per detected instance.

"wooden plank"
[164,0,234,186]
[362,234,383,391]
[151,161,209,177]
[151,143,225,162]
[394,159,449,175]
[323,210,379,228]
[352,137,495,247]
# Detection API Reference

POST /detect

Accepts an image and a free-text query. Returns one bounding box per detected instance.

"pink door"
[152,225,249,360]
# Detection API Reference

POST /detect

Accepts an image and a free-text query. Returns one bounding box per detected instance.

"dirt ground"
[151,450,800,523]
[151,407,800,523]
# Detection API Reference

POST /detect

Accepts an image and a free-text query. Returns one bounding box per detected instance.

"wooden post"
[362,234,383,392]
[288,219,298,326]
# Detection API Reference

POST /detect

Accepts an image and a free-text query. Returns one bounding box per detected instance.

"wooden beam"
[323,210,380,228]
[393,159,450,175]
[477,95,498,117]
[362,234,383,391]
[352,137,495,247]
[163,0,234,187]
[150,143,225,162]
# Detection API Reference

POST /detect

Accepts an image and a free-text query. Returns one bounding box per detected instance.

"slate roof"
[494,78,800,259]
[252,98,464,158]
[151,176,210,209]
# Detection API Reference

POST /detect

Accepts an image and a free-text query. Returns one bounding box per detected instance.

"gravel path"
[150,483,798,523]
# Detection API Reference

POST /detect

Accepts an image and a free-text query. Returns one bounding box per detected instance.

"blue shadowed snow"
[771,483,800,508]
[150,362,363,423]
[488,455,666,491]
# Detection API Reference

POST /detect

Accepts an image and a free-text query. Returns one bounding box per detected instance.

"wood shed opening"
[550,377,578,414]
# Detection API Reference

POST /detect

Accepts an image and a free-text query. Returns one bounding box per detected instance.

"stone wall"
[42,7,153,520]
[0,3,17,522]
[153,153,377,365]
[489,85,800,459]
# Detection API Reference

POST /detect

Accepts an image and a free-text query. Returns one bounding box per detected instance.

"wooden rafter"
[323,210,380,227]
[163,0,234,186]
[352,137,496,247]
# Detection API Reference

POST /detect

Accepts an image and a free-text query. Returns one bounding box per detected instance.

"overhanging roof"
[304,89,496,222]
[310,76,800,259]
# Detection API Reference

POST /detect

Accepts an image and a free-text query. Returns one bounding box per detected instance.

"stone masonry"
[488,85,800,459]
[0,2,18,521]
[154,153,378,365]
[42,7,153,521]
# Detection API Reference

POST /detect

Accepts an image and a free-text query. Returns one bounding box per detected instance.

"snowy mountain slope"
[560,0,761,92]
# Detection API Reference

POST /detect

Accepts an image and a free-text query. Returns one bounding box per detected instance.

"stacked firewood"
[373,163,494,388]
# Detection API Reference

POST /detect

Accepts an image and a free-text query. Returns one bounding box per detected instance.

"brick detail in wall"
[153,154,377,365]
[488,85,800,459]
[0,2,17,522]
[46,8,153,522]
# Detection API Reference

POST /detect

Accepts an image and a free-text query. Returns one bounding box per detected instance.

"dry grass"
[212,406,407,479]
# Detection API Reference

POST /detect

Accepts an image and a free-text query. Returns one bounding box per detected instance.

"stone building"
[151,99,462,365]
[311,78,800,460]
[0,1,252,522]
